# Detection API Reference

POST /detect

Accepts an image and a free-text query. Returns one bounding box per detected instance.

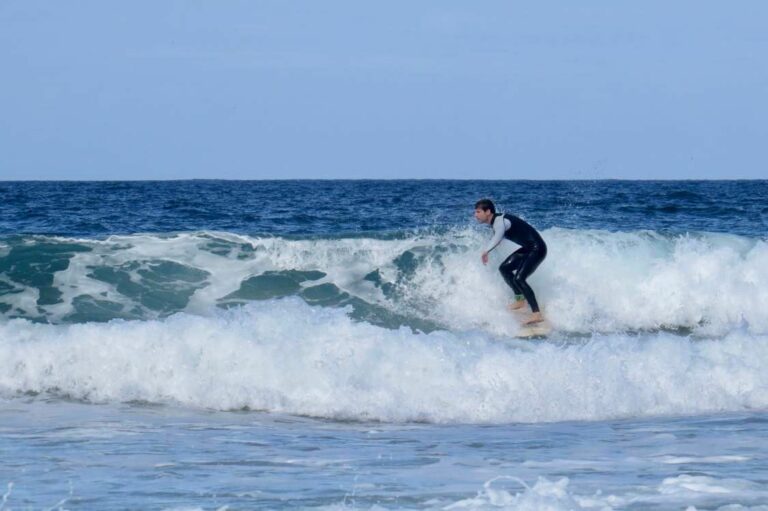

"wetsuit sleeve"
[484,216,511,253]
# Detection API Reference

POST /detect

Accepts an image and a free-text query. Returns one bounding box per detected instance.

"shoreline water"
[2,401,768,510]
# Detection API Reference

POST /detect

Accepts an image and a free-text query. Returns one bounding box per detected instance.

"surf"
[1,299,767,423]
[0,228,765,336]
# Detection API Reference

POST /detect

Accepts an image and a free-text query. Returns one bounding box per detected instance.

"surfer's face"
[474,208,493,224]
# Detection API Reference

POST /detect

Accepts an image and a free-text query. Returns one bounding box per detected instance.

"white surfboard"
[515,321,552,339]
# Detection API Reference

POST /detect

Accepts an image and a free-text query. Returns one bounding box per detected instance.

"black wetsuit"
[486,213,547,313]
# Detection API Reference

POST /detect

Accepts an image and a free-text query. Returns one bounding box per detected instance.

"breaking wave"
[0,228,766,335]
[1,299,767,423]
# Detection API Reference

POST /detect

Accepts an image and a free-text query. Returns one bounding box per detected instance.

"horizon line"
[1,177,766,183]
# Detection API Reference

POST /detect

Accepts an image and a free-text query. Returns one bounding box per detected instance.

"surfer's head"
[474,199,496,224]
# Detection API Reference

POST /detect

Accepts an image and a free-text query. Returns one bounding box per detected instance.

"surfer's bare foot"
[507,300,526,312]
[523,312,544,325]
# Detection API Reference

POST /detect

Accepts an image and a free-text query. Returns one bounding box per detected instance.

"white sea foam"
[414,227,768,336]
[444,474,768,511]
[444,477,589,510]
[317,477,602,511]
[322,474,768,510]
[1,299,768,423]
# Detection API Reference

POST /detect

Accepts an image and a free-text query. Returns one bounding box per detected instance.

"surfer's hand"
[481,252,489,265]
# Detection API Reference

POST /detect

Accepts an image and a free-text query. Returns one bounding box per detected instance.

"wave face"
[0,228,766,335]
[1,299,768,423]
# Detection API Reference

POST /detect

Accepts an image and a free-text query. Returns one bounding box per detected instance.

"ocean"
[0,180,767,510]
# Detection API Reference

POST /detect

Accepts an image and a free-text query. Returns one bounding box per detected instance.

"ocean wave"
[1,299,767,423]
[0,228,766,336]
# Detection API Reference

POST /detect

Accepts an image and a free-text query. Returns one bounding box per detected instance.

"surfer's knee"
[512,272,526,288]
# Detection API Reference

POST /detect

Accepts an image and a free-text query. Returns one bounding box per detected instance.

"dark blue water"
[1,180,766,237]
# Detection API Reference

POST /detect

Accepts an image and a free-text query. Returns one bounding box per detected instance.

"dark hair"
[474,199,496,214]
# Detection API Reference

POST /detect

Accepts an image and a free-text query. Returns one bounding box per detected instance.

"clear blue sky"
[1,1,766,180]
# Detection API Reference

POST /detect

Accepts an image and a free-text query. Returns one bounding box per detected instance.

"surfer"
[474,199,547,325]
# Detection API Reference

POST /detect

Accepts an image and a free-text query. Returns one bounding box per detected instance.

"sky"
[1,1,766,180]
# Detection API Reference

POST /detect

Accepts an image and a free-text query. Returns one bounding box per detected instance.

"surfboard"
[515,321,552,339]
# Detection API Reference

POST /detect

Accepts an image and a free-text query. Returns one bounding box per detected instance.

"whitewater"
[1,180,767,509]
[3,298,768,424]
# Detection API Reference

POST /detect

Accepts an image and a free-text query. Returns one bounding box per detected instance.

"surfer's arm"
[484,216,510,253]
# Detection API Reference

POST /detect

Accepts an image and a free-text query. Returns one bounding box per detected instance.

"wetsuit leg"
[498,248,526,296]
[511,247,547,313]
